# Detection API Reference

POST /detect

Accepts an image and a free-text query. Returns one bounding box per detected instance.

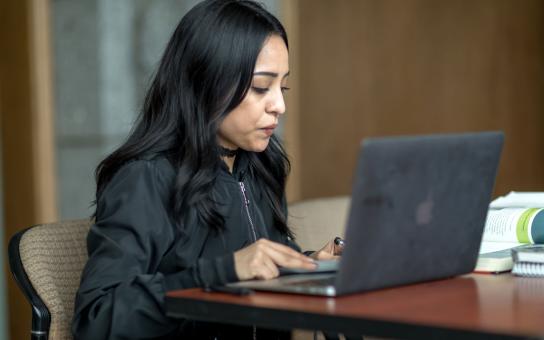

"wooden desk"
[165,274,544,339]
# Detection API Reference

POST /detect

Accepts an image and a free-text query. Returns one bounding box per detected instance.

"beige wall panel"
[282,0,303,202]
[1,0,57,339]
[0,0,35,338]
[296,0,544,199]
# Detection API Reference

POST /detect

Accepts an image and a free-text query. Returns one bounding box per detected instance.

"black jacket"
[72,153,299,339]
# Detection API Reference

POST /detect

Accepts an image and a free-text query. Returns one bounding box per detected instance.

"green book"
[476,192,544,274]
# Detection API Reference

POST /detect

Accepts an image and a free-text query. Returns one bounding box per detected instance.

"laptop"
[228,132,504,296]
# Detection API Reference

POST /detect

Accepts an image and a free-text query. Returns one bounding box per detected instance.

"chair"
[8,219,92,340]
[289,196,350,252]
[7,199,350,340]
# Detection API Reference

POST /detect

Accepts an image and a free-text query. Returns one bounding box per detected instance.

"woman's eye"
[252,87,269,94]
[281,86,291,93]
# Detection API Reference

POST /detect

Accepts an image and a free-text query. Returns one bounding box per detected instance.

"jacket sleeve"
[72,160,238,339]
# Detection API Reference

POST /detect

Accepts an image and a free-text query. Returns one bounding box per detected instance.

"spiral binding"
[512,262,544,277]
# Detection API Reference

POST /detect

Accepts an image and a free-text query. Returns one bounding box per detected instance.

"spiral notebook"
[512,263,544,277]
[512,245,544,277]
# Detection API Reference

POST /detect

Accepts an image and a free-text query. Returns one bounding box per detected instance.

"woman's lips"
[261,124,277,136]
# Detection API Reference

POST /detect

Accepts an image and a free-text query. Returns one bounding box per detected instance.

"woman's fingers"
[311,238,344,260]
[258,255,280,280]
[234,239,317,281]
[259,238,310,258]
[268,239,314,257]
[257,239,316,269]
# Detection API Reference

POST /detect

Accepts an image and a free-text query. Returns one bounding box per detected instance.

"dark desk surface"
[165,274,544,339]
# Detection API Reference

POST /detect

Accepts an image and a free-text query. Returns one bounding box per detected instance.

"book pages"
[490,191,544,209]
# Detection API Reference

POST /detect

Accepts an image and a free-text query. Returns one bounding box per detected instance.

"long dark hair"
[95,0,292,236]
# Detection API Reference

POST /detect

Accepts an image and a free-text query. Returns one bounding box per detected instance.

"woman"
[72,1,340,339]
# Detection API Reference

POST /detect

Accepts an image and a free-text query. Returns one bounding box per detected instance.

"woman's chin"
[246,141,270,153]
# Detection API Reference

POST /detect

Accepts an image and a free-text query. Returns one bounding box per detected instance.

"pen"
[334,237,345,247]
[204,285,254,296]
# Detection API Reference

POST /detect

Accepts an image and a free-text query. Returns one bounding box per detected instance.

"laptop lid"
[336,131,503,294]
[228,131,503,296]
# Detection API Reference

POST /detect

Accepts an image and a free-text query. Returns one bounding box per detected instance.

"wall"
[289,0,544,200]
[53,0,281,219]
[52,0,202,219]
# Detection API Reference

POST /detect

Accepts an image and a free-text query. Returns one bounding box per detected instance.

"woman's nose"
[266,88,286,116]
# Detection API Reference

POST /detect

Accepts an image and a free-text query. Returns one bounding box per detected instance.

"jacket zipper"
[238,180,258,340]
[239,181,257,242]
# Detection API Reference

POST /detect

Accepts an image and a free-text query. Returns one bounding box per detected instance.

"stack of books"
[512,245,544,277]
[475,191,544,273]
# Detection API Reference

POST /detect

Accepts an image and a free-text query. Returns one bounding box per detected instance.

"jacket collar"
[219,150,250,182]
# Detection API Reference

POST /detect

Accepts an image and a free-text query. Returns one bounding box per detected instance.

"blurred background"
[1,0,543,339]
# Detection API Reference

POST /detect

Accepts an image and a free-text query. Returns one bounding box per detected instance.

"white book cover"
[489,191,544,209]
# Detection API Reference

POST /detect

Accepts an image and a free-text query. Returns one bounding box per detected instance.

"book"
[475,247,519,274]
[512,245,544,263]
[475,192,544,273]
[489,191,544,209]
[512,263,544,277]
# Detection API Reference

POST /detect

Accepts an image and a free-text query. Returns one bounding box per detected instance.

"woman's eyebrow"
[253,71,290,79]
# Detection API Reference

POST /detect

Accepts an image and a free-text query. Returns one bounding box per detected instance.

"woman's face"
[218,34,289,152]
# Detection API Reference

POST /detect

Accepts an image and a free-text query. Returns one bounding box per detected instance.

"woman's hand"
[310,237,345,260]
[234,238,317,281]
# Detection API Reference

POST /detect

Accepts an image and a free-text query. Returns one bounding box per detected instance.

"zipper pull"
[240,182,250,205]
